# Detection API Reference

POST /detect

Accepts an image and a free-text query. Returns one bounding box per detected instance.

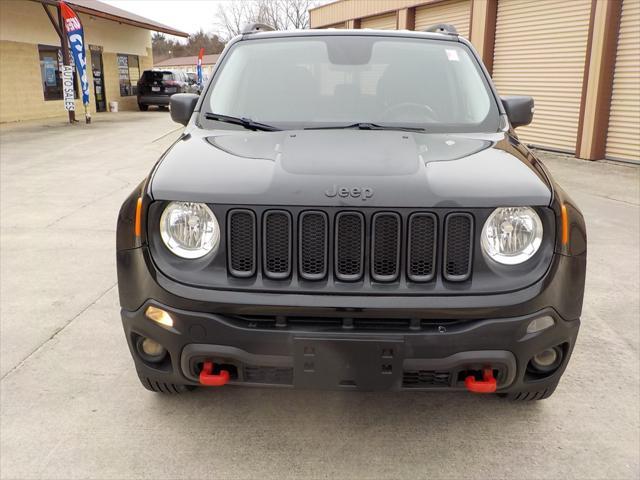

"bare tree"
[283,0,314,29]
[215,1,256,39]
[215,0,319,40]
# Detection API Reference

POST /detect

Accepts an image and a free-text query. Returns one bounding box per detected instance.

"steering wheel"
[382,102,438,123]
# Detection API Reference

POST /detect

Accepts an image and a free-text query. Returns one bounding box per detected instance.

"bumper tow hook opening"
[199,361,230,387]
[465,368,497,394]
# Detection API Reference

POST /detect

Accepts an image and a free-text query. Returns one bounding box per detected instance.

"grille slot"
[371,212,401,282]
[227,209,256,277]
[299,211,328,280]
[334,212,365,281]
[443,213,473,282]
[263,210,292,279]
[403,370,451,388]
[407,213,437,282]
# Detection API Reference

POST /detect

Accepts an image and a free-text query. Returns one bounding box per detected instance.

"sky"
[102,0,330,40]
[102,0,234,39]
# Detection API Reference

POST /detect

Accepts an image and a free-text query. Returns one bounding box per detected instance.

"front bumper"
[123,302,579,392]
[118,247,584,392]
[137,95,171,106]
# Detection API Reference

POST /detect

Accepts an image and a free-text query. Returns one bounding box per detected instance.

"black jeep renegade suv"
[117,25,586,400]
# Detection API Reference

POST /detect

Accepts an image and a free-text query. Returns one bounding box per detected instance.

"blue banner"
[197,48,204,86]
[61,2,89,105]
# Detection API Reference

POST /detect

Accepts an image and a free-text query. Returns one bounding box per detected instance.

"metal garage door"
[606,0,640,162]
[361,12,397,30]
[492,0,591,152]
[414,0,471,38]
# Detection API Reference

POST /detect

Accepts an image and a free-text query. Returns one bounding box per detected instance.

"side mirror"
[170,93,199,126]
[501,96,534,128]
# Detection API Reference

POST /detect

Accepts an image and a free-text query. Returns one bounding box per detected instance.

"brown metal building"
[310,0,640,163]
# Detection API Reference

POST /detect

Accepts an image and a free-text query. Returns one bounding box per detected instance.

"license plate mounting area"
[293,337,404,390]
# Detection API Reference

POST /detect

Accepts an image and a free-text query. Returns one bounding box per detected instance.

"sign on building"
[61,65,75,111]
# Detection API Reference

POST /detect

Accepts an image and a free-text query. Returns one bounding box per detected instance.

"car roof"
[240,28,461,43]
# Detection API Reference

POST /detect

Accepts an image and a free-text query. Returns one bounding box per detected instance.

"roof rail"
[241,23,276,35]
[424,23,458,35]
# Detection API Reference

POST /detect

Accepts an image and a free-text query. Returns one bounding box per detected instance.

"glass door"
[90,46,106,112]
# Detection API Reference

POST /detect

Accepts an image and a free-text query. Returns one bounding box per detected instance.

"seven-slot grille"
[226,209,474,284]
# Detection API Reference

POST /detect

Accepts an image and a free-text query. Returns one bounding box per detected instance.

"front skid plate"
[293,337,404,390]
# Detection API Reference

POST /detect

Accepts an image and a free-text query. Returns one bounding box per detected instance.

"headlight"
[159,202,220,259]
[481,207,543,265]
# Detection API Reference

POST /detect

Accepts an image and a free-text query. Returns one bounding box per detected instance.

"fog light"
[136,336,167,363]
[529,346,563,374]
[145,306,174,328]
[533,348,557,366]
[526,316,555,334]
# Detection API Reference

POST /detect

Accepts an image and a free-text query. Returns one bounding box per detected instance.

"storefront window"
[38,45,78,101]
[117,54,140,96]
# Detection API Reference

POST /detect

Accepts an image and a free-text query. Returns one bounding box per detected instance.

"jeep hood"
[151,129,552,208]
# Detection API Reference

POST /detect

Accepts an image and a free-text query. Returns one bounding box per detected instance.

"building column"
[469,0,497,74]
[398,8,415,30]
[576,0,623,160]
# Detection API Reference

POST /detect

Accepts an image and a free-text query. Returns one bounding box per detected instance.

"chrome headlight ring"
[481,206,543,265]
[159,201,220,259]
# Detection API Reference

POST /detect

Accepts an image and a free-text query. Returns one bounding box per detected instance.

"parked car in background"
[136,70,194,111]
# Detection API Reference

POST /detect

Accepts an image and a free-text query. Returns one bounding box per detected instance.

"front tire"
[138,103,149,111]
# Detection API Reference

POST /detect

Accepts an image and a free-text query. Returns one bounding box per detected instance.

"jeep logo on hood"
[325,185,374,200]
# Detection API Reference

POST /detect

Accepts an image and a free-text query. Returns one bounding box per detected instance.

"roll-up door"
[414,0,471,38]
[492,0,591,152]
[361,13,397,30]
[606,0,640,162]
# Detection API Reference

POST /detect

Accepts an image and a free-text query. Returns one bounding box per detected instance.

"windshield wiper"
[304,122,425,132]
[204,112,280,131]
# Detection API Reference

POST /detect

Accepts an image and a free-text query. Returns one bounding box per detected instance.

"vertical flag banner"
[197,48,204,86]
[60,1,90,105]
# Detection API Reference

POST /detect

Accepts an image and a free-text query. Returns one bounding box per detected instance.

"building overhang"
[32,0,189,38]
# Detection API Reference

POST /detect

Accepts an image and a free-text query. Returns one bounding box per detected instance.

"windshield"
[204,35,499,132]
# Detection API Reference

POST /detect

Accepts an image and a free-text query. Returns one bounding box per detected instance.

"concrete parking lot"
[1,112,638,479]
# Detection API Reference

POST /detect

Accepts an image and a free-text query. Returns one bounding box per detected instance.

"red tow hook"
[199,361,230,387]
[465,368,497,394]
